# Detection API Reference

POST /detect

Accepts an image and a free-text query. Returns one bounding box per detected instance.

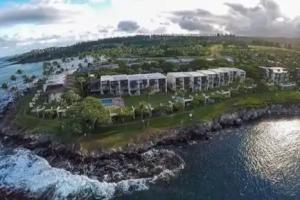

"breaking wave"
[0,148,150,200]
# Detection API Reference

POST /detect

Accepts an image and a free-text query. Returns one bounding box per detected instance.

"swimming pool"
[100,98,113,106]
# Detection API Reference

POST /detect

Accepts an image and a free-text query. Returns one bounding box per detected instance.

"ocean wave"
[0,148,150,200]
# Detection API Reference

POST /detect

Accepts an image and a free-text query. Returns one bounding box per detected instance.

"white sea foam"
[0,148,150,200]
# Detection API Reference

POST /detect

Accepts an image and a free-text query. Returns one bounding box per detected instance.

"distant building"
[43,75,65,93]
[165,58,195,65]
[259,67,289,85]
[78,64,119,73]
[43,75,66,102]
[296,68,300,82]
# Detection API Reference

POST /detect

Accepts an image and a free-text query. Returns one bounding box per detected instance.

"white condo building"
[259,67,289,85]
[91,68,246,96]
[91,73,167,96]
[167,67,246,92]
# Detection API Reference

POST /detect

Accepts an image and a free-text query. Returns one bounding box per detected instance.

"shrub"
[65,97,111,134]
[173,101,185,112]
[192,93,205,107]
[62,90,81,105]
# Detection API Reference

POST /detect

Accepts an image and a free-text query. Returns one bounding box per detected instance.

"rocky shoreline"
[1,104,300,198]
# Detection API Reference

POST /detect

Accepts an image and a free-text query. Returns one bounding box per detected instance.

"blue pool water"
[100,98,113,106]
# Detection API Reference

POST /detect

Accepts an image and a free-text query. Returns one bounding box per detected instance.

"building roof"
[197,70,218,75]
[101,74,128,81]
[218,67,246,73]
[43,75,66,92]
[209,68,228,74]
[146,73,166,79]
[186,71,207,77]
[101,73,166,82]
[259,66,287,73]
[127,74,148,81]
[269,67,288,73]
[100,67,246,83]
[167,72,191,78]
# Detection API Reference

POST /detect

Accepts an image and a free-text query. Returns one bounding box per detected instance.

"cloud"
[1,0,300,57]
[0,1,82,27]
[169,0,300,37]
[117,20,140,32]
[170,9,221,34]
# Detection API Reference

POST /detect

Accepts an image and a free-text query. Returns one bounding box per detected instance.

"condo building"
[259,67,289,85]
[93,73,167,96]
[167,68,246,92]
[91,68,246,96]
[166,72,194,92]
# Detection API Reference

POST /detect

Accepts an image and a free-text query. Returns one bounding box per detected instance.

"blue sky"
[0,0,299,57]
[0,0,28,6]
[0,0,112,9]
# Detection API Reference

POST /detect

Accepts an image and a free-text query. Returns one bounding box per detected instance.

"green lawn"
[12,89,300,150]
[123,93,173,107]
[14,94,62,135]
[249,45,300,54]
[79,91,300,150]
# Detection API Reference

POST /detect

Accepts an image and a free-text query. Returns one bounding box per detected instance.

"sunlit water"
[121,118,300,200]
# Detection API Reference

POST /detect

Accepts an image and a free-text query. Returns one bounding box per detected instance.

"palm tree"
[10,75,17,81]
[1,83,8,90]
[77,77,86,93]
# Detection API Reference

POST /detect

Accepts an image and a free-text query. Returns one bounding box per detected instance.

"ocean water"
[121,118,300,200]
[0,57,84,113]
[0,147,149,200]
[0,58,43,113]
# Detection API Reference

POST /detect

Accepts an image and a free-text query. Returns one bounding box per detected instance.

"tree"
[1,83,8,90]
[173,101,185,112]
[10,75,17,81]
[115,107,134,123]
[65,97,111,134]
[16,69,23,74]
[192,93,205,106]
[62,90,81,105]
[22,75,30,83]
[153,103,172,115]
[77,76,86,92]
[135,101,152,119]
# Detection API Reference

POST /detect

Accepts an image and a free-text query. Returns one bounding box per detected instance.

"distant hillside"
[9,35,300,64]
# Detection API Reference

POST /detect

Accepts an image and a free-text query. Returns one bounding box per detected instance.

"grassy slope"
[249,45,300,54]
[14,95,62,135]
[79,91,300,150]
[14,90,300,150]
[124,94,173,107]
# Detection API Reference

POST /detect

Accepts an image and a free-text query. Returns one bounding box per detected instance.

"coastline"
[1,102,300,198]
[0,104,300,199]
